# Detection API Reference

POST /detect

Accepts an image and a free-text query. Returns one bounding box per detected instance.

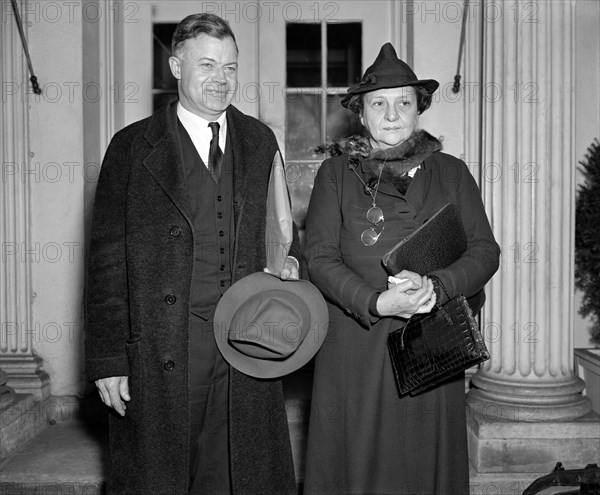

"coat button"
[220,281,225,287]
[220,248,225,254]
[170,226,181,237]
[217,212,223,219]
[163,360,175,371]
[219,231,224,237]
[217,195,223,202]
[220,264,225,271]
[165,294,176,305]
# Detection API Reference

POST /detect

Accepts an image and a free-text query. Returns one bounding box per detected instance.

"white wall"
[26,2,87,396]
[411,0,465,159]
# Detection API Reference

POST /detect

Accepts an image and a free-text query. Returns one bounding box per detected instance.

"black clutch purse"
[382,204,467,276]
[387,290,490,396]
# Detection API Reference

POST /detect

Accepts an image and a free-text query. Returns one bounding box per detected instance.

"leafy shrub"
[575,138,600,346]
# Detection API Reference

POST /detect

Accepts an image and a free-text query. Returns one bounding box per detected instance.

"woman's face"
[360,86,419,150]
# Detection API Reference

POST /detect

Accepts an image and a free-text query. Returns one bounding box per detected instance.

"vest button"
[217,212,223,219]
[220,281,225,287]
[163,360,175,371]
[220,264,225,271]
[164,294,176,305]
[219,231,224,237]
[217,195,223,202]
[220,248,225,254]
[169,226,181,237]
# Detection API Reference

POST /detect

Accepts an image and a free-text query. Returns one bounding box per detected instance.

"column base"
[469,374,592,421]
[1,355,51,401]
[466,400,600,482]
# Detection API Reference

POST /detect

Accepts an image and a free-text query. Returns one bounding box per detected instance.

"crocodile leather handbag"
[387,293,490,396]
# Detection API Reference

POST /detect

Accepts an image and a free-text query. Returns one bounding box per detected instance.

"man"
[85,13,298,495]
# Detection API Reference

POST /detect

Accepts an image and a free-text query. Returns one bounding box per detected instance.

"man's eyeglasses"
[361,206,384,246]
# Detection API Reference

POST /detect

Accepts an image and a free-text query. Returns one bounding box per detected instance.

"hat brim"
[213,273,328,379]
[341,78,440,107]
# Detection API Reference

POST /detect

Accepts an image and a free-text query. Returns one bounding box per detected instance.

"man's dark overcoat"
[85,102,298,495]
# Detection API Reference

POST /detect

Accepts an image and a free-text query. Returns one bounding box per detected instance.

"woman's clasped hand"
[377,270,436,318]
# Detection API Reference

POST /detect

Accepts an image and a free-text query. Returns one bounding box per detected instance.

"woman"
[303,43,500,494]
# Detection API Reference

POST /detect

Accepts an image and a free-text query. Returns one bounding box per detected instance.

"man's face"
[169,34,238,120]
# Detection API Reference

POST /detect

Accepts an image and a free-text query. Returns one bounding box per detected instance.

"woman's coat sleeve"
[304,159,379,327]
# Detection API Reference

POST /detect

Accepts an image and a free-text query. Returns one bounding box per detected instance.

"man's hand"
[263,256,299,280]
[280,256,299,280]
[95,376,130,416]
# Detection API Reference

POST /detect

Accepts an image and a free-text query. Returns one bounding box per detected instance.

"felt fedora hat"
[341,42,439,107]
[213,272,328,379]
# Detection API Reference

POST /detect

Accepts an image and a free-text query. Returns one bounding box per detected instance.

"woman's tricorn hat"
[341,42,439,108]
[213,272,328,379]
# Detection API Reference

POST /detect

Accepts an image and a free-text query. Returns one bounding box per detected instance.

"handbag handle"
[430,276,453,326]
[430,275,450,300]
[398,293,453,351]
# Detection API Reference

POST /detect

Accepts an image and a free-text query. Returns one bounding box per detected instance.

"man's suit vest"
[177,120,234,320]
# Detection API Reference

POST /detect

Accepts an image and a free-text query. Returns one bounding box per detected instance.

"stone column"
[463,1,599,490]
[468,0,590,421]
[1,0,50,401]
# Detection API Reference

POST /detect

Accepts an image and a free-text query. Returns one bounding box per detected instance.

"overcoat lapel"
[226,106,257,279]
[141,103,192,225]
[226,106,252,216]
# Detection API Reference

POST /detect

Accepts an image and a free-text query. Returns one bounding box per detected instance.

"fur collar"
[317,130,443,192]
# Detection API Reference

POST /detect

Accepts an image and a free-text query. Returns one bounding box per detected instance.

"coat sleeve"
[85,133,132,381]
[304,159,379,327]
[429,160,501,304]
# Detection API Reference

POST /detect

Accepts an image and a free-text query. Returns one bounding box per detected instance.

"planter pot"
[574,348,600,414]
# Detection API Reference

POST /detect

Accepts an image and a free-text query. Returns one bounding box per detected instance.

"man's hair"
[171,13,238,57]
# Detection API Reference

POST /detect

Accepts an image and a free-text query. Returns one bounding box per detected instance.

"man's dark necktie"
[208,122,222,182]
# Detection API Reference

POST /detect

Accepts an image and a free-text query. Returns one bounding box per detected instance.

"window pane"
[326,95,365,142]
[286,92,322,160]
[287,23,321,87]
[153,24,177,91]
[327,23,362,86]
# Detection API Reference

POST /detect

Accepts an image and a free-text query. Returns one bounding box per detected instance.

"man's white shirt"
[177,102,227,168]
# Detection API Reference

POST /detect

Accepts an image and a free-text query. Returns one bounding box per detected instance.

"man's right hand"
[95,376,130,416]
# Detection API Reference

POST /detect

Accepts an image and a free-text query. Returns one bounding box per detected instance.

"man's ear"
[169,56,182,80]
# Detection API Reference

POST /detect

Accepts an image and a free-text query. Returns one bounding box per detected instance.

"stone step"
[0,422,108,495]
[0,371,313,495]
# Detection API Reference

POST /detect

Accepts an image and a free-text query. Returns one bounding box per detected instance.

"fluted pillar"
[1,0,50,401]
[465,0,591,422]
[462,4,599,489]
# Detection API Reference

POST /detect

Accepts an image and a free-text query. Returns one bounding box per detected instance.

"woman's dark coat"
[303,136,500,494]
[85,102,297,495]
